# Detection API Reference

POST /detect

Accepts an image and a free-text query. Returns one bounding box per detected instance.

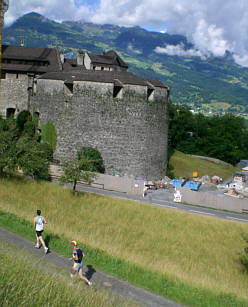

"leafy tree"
[41,121,57,154]
[0,112,53,179]
[16,110,32,133]
[168,103,248,165]
[59,147,104,192]
[77,147,105,173]
[0,117,17,174]
[15,137,51,180]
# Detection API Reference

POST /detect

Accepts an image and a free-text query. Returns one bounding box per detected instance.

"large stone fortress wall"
[1,45,170,180]
[33,74,169,180]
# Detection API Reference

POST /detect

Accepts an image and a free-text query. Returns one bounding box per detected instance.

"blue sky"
[4,0,248,67]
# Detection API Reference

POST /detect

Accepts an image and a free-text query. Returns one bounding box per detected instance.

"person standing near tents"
[33,209,48,254]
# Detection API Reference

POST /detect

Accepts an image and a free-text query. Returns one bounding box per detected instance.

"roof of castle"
[62,59,86,71]
[38,70,167,88]
[86,50,128,69]
[2,45,61,73]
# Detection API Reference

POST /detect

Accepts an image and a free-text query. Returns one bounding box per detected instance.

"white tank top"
[36,216,44,231]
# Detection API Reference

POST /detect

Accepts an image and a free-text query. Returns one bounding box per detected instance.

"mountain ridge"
[3,12,248,113]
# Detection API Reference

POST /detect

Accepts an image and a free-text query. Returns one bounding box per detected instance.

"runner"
[33,209,48,254]
[69,240,92,286]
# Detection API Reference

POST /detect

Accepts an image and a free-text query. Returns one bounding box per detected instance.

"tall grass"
[1,176,248,305]
[0,239,137,307]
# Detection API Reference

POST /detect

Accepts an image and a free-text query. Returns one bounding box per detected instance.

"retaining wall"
[178,187,248,213]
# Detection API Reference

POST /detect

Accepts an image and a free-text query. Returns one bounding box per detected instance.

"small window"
[64,82,73,95]
[147,88,154,101]
[6,108,16,118]
[16,73,19,79]
[113,86,123,99]
[93,66,96,70]
[101,67,104,71]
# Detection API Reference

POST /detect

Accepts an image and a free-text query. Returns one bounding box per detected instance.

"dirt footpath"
[0,227,183,307]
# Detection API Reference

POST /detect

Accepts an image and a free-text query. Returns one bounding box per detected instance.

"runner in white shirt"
[33,209,48,254]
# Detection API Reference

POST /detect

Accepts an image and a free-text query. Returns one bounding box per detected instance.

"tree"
[16,110,32,133]
[77,147,105,173]
[168,103,248,165]
[0,113,53,179]
[0,116,17,174]
[59,147,103,192]
[15,137,51,180]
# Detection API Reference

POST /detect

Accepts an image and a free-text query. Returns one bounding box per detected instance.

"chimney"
[20,37,24,47]
[77,50,84,66]
[60,50,64,64]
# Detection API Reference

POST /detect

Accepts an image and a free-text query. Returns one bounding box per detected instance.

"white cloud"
[4,0,92,25]
[127,43,142,54]
[4,0,248,66]
[154,43,206,59]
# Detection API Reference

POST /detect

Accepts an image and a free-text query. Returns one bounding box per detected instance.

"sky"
[4,0,248,67]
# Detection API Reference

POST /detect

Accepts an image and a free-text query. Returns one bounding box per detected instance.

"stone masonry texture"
[33,79,168,180]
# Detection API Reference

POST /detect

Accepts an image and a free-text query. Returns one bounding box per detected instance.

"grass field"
[0,239,138,307]
[0,175,248,306]
[170,150,238,180]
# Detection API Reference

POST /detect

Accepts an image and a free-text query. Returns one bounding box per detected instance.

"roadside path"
[0,227,183,307]
[55,180,248,224]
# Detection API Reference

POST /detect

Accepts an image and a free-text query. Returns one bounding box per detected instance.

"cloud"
[4,0,248,67]
[4,0,92,25]
[154,43,206,59]
[127,43,142,54]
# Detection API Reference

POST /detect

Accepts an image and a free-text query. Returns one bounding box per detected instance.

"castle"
[1,45,170,180]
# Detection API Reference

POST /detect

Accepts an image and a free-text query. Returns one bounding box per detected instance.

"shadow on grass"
[44,233,62,250]
[85,264,96,280]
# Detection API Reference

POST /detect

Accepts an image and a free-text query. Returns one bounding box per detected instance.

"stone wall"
[0,73,30,117]
[33,79,169,180]
[178,187,248,213]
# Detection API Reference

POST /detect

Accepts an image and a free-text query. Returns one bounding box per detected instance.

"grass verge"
[0,239,137,307]
[0,209,247,307]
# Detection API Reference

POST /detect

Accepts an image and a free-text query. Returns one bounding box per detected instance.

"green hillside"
[3,12,248,112]
[170,150,238,179]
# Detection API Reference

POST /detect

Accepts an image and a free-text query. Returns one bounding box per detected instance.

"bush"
[41,121,57,154]
[77,147,105,173]
[16,110,32,132]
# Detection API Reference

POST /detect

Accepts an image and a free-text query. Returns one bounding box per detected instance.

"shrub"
[77,147,105,173]
[16,110,32,132]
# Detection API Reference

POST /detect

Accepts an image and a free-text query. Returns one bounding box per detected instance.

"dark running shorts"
[36,230,43,237]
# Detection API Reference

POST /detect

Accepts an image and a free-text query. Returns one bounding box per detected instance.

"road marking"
[152,203,177,209]
[226,217,248,222]
[189,210,216,216]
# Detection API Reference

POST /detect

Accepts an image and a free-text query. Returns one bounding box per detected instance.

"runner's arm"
[43,217,47,224]
[33,217,37,227]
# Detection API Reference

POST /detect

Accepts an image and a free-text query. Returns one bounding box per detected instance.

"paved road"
[0,227,183,307]
[54,180,248,224]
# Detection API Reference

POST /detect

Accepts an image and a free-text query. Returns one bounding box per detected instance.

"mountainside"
[3,12,248,113]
